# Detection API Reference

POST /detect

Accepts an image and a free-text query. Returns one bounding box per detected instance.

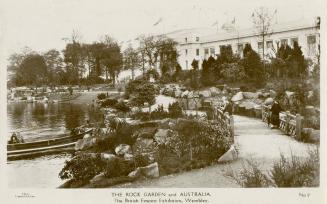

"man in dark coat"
[223,100,233,115]
[270,100,282,128]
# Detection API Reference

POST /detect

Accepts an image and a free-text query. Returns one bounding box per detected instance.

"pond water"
[7,102,103,188]
[7,102,103,141]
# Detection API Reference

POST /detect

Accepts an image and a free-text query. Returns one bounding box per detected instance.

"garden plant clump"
[59,115,233,188]
[158,118,233,175]
[226,149,319,187]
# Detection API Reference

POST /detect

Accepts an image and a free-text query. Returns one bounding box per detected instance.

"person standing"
[270,100,282,129]
[223,100,233,115]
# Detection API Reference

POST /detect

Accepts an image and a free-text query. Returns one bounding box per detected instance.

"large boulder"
[187,91,194,99]
[231,92,243,102]
[75,137,97,151]
[239,101,257,110]
[174,89,182,98]
[188,98,201,110]
[83,133,92,139]
[269,90,277,98]
[209,87,221,96]
[218,145,238,163]
[285,91,295,99]
[133,127,157,139]
[158,118,176,129]
[243,92,258,99]
[264,97,274,105]
[124,153,134,161]
[128,168,142,179]
[132,138,158,163]
[154,129,176,145]
[139,162,160,178]
[89,172,106,185]
[181,90,189,98]
[115,144,132,156]
[262,92,270,98]
[101,153,117,162]
[199,90,211,98]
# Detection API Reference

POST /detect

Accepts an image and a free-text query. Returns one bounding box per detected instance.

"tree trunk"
[131,67,135,80]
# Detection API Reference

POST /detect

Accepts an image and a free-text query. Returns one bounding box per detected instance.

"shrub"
[225,159,272,188]
[108,118,135,145]
[237,160,271,187]
[225,149,320,188]
[131,111,152,121]
[100,98,118,108]
[166,119,232,162]
[59,154,106,183]
[134,154,151,167]
[97,93,106,100]
[131,105,169,121]
[114,101,130,113]
[168,102,183,118]
[270,149,319,187]
[104,157,134,178]
[151,105,169,120]
[220,63,247,83]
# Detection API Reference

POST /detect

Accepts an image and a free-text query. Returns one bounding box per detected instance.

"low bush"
[97,93,107,100]
[134,154,151,168]
[59,154,106,184]
[270,149,319,187]
[237,160,271,187]
[151,105,169,119]
[168,102,183,118]
[100,98,118,108]
[154,119,232,176]
[131,105,170,121]
[104,157,134,178]
[114,101,130,113]
[225,149,320,187]
[131,111,151,121]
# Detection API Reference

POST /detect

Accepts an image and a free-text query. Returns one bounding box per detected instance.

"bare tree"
[251,7,276,64]
[123,45,140,80]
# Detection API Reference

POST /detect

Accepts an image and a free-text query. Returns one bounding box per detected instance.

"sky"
[0,0,325,66]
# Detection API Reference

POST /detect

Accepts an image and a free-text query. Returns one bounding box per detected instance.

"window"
[204,48,209,55]
[258,42,263,57]
[210,48,215,55]
[185,49,188,55]
[307,35,317,56]
[266,41,273,49]
[291,37,298,47]
[196,49,199,56]
[185,37,188,43]
[186,60,188,69]
[281,39,288,46]
[258,42,263,49]
[237,44,243,54]
[196,37,200,42]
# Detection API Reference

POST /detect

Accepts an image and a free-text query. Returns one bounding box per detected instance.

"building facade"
[165,18,320,70]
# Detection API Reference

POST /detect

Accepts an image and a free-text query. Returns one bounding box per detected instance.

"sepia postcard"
[0,0,326,203]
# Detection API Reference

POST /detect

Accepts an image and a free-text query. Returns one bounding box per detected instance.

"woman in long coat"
[270,101,282,128]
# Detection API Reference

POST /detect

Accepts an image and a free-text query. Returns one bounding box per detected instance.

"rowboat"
[7,128,93,160]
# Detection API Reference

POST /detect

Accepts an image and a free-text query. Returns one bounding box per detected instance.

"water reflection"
[7,102,102,141]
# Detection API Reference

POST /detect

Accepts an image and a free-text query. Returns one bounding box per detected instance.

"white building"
[165,18,320,70]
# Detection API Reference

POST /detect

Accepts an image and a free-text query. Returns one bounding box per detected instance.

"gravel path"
[114,115,316,188]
